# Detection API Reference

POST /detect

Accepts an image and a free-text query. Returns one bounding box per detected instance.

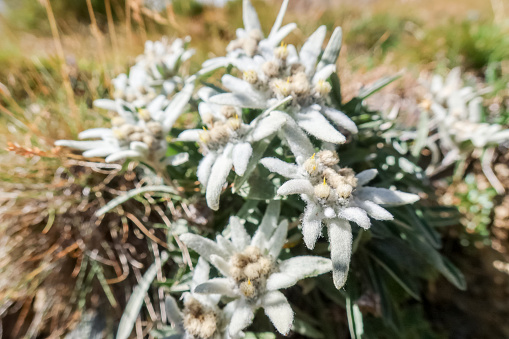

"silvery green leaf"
[267,220,288,258]
[317,26,343,70]
[116,252,169,339]
[295,111,346,144]
[229,299,255,336]
[411,109,429,158]
[339,207,371,229]
[260,157,299,179]
[321,107,358,134]
[230,216,251,250]
[302,203,323,249]
[300,25,327,75]
[355,187,419,206]
[197,153,218,187]
[357,74,401,99]
[277,179,314,196]
[261,291,293,335]
[194,278,236,297]
[206,145,234,210]
[326,219,352,289]
[346,295,364,339]
[354,169,378,186]
[105,149,143,163]
[242,0,262,32]
[232,142,253,176]
[179,233,229,261]
[78,128,113,139]
[95,185,177,216]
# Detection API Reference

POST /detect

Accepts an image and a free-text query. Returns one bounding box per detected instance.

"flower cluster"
[180,201,332,337]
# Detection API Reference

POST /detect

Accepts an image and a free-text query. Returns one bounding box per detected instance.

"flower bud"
[243,70,259,84]
[314,80,332,97]
[318,150,339,166]
[262,61,280,78]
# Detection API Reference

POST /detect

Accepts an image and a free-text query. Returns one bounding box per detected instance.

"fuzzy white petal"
[355,169,378,187]
[355,199,394,221]
[321,107,358,134]
[317,26,343,70]
[339,207,371,229]
[209,93,266,109]
[78,128,113,139]
[197,153,218,187]
[242,0,261,32]
[300,25,327,75]
[194,278,236,297]
[216,235,236,255]
[162,82,194,131]
[268,0,289,39]
[164,296,184,330]
[302,203,323,249]
[210,255,232,277]
[179,233,229,261]
[164,152,189,166]
[105,150,143,162]
[229,299,255,336]
[260,157,300,179]
[94,99,117,111]
[177,129,202,142]
[230,216,251,251]
[295,111,346,144]
[55,140,109,151]
[280,115,315,161]
[206,146,234,211]
[82,148,117,158]
[261,291,294,335]
[355,187,420,206]
[232,142,253,176]
[312,64,336,83]
[268,220,288,259]
[267,256,332,291]
[265,23,297,48]
[326,218,352,289]
[250,111,287,142]
[192,257,211,288]
[277,179,314,196]
[251,200,281,249]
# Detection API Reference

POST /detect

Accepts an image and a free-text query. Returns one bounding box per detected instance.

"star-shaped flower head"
[110,37,195,108]
[208,17,356,145]
[261,140,419,289]
[178,87,287,211]
[201,0,296,72]
[422,67,509,156]
[180,201,332,337]
[55,82,194,166]
[165,258,235,339]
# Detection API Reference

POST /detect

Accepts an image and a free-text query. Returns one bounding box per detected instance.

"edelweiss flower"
[207,7,356,145]
[178,87,287,210]
[165,258,234,339]
[180,201,332,336]
[107,37,194,108]
[261,147,419,289]
[201,0,296,72]
[55,82,194,166]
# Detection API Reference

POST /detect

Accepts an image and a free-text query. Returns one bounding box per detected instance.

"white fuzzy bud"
[262,61,280,78]
[315,80,332,97]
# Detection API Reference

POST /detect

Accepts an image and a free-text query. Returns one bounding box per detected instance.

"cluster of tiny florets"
[111,110,164,150]
[183,297,219,339]
[199,106,244,152]
[227,29,264,57]
[304,150,358,202]
[230,246,274,299]
[244,48,331,107]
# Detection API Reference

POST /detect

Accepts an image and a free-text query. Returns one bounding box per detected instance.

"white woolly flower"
[201,0,296,73]
[177,87,287,211]
[109,37,195,108]
[205,1,355,145]
[165,258,237,339]
[180,201,332,337]
[261,146,419,289]
[55,82,194,166]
